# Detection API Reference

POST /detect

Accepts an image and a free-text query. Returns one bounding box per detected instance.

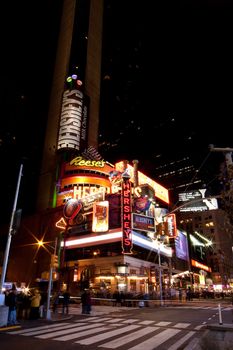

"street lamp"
[158,241,163,306]
[0,164,23,293]
[46,238,58,320]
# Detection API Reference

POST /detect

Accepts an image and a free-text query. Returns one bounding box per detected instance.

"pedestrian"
[5,284,19,326]
[86,289,92,314]
[81,289,87,314]
[186,287,192,301]
[114,290,122,306]
[39,291,47,318]
[120,291,125,306]
[81,289,92,314]
[179,288,182,302]
[29,289,41,319]
[21,292,31,320]
[62,290,70,314]
[52,290,60,313]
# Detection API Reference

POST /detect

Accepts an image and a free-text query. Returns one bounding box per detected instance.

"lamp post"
[157,240,164,306]
[0,164,23,293]
[46,238,58,320]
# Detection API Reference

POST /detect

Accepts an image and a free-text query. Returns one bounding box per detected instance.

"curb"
[0,324,21,332]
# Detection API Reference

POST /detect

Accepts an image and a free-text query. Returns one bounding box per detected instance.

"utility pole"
[157,241,164,306]
[0,164,23,293]
[46,238,58,320]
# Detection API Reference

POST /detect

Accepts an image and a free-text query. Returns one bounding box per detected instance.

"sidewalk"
[50,304,136,321]
[191,323,233,350]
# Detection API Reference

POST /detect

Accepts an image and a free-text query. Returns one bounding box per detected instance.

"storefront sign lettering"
[122,178,133,254]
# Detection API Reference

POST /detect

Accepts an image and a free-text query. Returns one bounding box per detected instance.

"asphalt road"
[1,301,232,350]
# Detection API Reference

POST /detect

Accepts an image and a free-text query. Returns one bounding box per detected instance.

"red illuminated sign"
[121,177,133,254]
[165,213,177,238]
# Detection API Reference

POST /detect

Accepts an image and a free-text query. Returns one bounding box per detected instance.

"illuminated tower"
[37,0,104,211]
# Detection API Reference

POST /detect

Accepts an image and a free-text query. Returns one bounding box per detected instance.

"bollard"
[218,303,223,325]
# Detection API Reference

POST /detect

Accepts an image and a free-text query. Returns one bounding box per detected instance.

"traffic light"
[51,254,59,268]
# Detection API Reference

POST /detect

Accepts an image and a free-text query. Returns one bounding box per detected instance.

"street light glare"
[37,240,44,247]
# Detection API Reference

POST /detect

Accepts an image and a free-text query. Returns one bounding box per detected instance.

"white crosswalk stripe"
[166,331,196,350]
[123,328,181,350]
[167,306,231,311]
[172,322,191,328]
[77,325,141,345]
[6,322,71,334]
[53,326,113,341]
[6,316,200,349]
[98,326,159,348]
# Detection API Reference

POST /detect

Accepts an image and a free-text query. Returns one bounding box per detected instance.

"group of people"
[52,290,70,314]
[4,285,93,324]
[113,290,125,306]
[4,285,43,325]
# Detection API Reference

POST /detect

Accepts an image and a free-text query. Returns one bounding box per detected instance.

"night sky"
[0,0,233,225]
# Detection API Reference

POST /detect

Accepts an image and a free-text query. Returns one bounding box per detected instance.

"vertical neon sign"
[121,176,133,254]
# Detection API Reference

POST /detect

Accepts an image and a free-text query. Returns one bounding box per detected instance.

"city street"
[1,300,232,350]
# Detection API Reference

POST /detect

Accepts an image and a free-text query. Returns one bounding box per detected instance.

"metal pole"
[158,243,163,305]
[46,266,53,320]
[218,303,223,325]
[0,164,23,293]
[46,238,58,320]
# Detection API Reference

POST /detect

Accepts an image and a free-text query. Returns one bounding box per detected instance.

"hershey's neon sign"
[121,177,133,254]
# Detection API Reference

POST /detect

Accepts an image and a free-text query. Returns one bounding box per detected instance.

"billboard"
[178,189,218,212]
[92,201,109,232]
[57,89,89,151]
[175,230,189,261]
[132,213,155,233]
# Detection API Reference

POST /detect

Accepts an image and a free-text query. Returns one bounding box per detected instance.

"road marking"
[172,322,191,328]
[53,326,110,341]
[166,331,196,350]
[106,318,125,323]
[155,321,172,326]
[36,323,103,339]
[99,326,159,348]
[126,328,181,350]
[194,325,205,330]
[138,320,155,325]
[6,322,70,334]
[5,318,199,349]
[23,323,88,336]
[75,316,100,321]
[122,319,139,323]
[0,325,21,331]
[76,325,141,345]
[88,317,113,322]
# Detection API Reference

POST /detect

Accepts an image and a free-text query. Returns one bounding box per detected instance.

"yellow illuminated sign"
[115,161,169,204]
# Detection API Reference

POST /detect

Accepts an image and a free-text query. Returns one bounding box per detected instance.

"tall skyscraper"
[37,0,104,211]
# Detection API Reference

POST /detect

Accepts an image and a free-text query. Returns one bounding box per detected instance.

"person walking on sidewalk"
[52,290,60,313]
[62,290,70,315]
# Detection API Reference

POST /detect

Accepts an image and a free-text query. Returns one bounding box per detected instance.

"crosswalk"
[6,316,203,350]
[55,305,232,318]
[166,306,232,311]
